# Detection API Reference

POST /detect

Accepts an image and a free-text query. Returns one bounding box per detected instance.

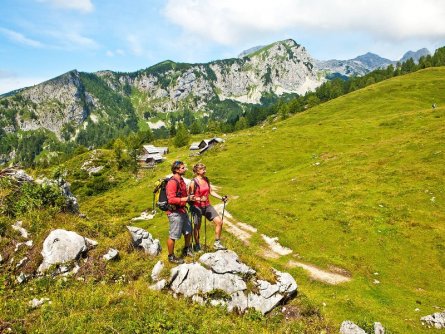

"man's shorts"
[191,205,219,226]
[168,212,192,240]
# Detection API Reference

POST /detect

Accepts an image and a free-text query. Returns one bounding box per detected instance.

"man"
[166,160,201,264]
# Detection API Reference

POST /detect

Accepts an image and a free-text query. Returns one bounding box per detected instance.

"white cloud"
[163,0,445,45]
[127,34,144,56]
[106,49,125,57]
[37,0,94,13]
[63,32,99,49]
[0,28,44,48]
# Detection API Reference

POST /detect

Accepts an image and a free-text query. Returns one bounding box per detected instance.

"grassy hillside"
[1,67,444,333]
[202,67,445,333]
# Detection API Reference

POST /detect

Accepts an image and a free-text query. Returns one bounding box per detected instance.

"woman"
[189,163,228,251]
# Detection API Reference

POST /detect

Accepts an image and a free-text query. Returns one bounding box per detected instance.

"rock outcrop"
[421,311,445,329]
[38,229,97,273]
[340,321,385,334]
[152,249,297,314]
[127,226,162,256]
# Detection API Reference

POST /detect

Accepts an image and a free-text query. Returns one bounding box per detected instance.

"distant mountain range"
[313,48,431,78]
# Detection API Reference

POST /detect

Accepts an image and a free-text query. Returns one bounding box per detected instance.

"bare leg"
[184,233,191,247]
[167,238,175,255]
[213,216,223,239]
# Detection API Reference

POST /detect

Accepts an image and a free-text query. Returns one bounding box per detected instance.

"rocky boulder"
[38,229,97,273]
[153,250,297,314]
[421,311,445,329]
[127,226,161,256]
[340,321,385,334]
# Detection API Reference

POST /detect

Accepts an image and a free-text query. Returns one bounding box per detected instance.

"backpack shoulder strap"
[203,176,210,186]
[168,176,181,196]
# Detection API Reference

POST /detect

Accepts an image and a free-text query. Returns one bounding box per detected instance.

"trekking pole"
[203,209,207,251]
[221,201,226,222]
[189,205,195,263]
[202,197,207,251]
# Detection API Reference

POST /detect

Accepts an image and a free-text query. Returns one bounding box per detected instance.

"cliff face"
[1,71,90,138]
[96,39,321,112]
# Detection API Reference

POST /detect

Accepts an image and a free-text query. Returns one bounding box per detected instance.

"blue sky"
[1,0,445,94]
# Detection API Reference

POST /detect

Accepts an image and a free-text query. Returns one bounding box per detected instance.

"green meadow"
[1,67,444,333]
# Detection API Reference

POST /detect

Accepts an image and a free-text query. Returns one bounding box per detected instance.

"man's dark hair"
[171,160,184,173]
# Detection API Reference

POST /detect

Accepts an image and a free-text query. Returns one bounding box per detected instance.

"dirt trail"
[287,260,351,285]
[213,203,351,285]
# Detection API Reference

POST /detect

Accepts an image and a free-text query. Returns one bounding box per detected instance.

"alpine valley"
[0,39,430,165]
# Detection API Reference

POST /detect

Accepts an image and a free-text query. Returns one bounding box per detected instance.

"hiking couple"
[166,160,228,264]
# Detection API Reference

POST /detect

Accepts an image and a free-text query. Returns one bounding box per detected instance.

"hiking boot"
[168,254,184,264]
[193,243,202,253]
[182,246,194,257]
[213,239,226,250]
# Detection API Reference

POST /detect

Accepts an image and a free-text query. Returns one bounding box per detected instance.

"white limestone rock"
[199,250,256,275]
[151,260,164,282]
[165,251,298,315]
[103,248,119,261]
[38,229,97,273]
[340,321,367,334]
[29,298,50,309]
[12,221,29,239]
[127,226,161,256]
[421,311,445,329]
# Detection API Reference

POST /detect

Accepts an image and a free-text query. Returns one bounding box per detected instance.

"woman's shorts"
[191,205,219,226]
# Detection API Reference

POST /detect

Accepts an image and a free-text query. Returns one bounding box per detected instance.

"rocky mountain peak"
[400,48,431,64]
[353,52,393,69]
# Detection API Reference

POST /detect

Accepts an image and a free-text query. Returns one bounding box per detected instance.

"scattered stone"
[16,257,28,268]
[131,211,155,221]
[29,298,50,309]
[85,237,98,248]
[151,260,164,281]
[340,321,367,334]
[421,311,445,329]
[38,229,97,273]
[374,322,385,333]
[11,221,29,239]
[17,272,27,284]
[14,240,33,252]
[127,226,161,256]
[103,248,119,261]
[149,279,167,291]
[0,168,33,183]
[373,279,380,284]
[35,177,79,214]
[0,254,3,264]
[199,250,256,275]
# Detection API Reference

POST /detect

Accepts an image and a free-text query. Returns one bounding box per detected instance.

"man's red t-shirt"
[166,175,188,214]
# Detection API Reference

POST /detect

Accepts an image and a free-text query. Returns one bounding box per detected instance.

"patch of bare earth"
[287,260,351,285]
